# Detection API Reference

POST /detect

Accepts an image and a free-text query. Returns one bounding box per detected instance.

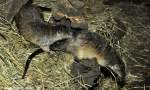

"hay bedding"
[0,0,150,89]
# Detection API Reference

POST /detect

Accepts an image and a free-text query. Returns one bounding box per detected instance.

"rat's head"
[49,38,70,52]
